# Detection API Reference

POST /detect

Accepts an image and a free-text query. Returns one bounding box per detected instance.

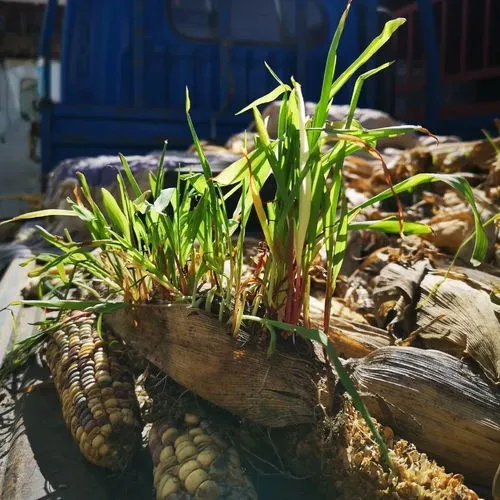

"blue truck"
[37,0,499,177]
[36,0,390,177]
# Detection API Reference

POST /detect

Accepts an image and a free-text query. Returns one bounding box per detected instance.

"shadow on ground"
[1,360,153,500]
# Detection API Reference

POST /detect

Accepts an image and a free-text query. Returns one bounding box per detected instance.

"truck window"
[168,0,218,41]
[167,0,326,47]
[229,0,283,45]
[276,0,328,47]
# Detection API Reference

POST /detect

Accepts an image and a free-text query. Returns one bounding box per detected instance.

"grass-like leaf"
[14,299,125,312]
[101,187,131,242]
[236,84,291,115]
[329,18,406,101]
[349,219,432,234]
[350,173,488,265]
[0,209,76,225]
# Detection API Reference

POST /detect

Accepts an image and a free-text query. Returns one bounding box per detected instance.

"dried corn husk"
[373,260,429,333]
[104,303,322,427]
[45,313,142,469]
[349,346,500,486]
[309,296,391,358]
[372,261,500,385]
[485,154,500,201]
[416,272,500,385]
[420,190,498,262]
[394,136,499,177]
[149,412,257,500]
[422,210,486,257]
[433,265,500,293]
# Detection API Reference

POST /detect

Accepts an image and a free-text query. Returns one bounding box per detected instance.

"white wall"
[0,59,61,218]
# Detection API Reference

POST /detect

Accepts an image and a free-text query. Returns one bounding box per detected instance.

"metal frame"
[394,0,499,137]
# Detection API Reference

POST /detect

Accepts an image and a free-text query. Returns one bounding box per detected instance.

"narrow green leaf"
[0,209,76,226]
[101,187,131,241]
[185,86,191,113]
[185,89,214,181]
[266,324,277,358]
[215,147,272,186]
[326,125,427,141]
[294,80,312,266]
[154,140,169,199]
[236,84,291,115]
[277,92,289,141]
[330,191,349,291]
[249,168,273,255]
[133,191,152,213]
[184,173,208,194]
[115,173,135,245]
[349,219,432,234]
[70,202,98,223]
[329,19,406,101]
[310,0,352,147]
[264,61,285,86]
[350,173,487,264]
[252,106,271,146]
[346,62,394,128]
[76,172,109,238]
[56,261,69,284]
[119,153,142,198]
[13,299,125,312]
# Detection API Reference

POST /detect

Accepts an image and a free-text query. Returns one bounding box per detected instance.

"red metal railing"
[394,0,500,121]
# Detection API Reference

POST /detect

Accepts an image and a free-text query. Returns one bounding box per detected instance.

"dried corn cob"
[331,396,479,499]
[149,412,257,500]
[45,313,141,470]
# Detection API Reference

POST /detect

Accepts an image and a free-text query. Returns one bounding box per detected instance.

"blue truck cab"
[38,0,384,176]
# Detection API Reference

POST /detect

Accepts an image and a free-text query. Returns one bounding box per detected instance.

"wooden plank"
[0,258,33,364]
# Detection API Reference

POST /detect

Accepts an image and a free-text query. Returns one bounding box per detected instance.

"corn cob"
[149,412,257,500]
[45,312,142,470]
[329,396,479,499]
